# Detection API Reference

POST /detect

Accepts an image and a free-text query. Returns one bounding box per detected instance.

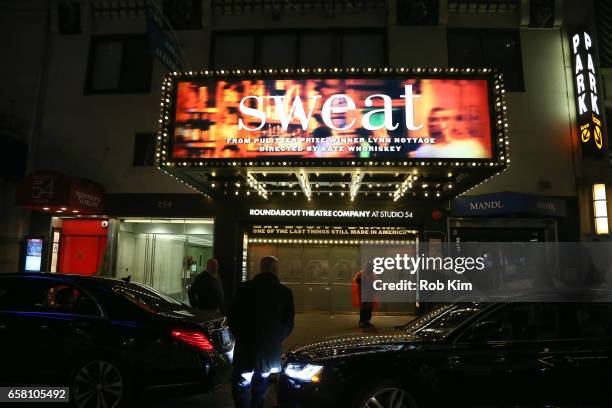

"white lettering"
[578,94,588,115]
[584,32,592,50]
[577,74,585,94]
[589,72,598,93]
[238,96,266,131]
[400,85,423,131]
[469,201,504,210]
[591,93,599,114]
[575,54,583,74]
[238,87,425,132]
[572,33,581,54]
[588,53,596,73]
[321,94,356,131]
[362,94,398,131]
[268,95,321,131]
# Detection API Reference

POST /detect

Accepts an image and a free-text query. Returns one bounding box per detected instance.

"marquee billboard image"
[169,76,494,161]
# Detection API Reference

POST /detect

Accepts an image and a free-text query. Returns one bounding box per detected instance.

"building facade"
[1,0,610,312]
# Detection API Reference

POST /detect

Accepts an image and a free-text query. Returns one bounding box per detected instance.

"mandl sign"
[571,30,606,155]
[451,192,567,217]
[161,69,505,164]
[144,2,185,72]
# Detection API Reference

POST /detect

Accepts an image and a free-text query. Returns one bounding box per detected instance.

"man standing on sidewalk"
[352,262,379,328]
[188,258,225,313]
[229,256,295,408]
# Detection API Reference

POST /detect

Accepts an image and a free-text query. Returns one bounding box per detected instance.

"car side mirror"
[469,320,500,343]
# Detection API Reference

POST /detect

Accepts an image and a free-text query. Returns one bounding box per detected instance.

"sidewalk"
[152,313,414,407]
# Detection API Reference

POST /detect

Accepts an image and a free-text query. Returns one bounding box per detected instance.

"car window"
[71,291,102,316]
[0,278,101,316]
[469,303,564,342]
[111,282,184,314]
[574,303,612,339]
[402,303,484,340]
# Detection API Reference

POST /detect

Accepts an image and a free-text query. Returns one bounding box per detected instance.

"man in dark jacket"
[188,258,224,312]
[228,256,295,408]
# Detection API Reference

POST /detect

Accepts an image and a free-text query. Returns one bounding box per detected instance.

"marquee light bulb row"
[163,158,507,169]
[244,175,418,193]
[229,189,444,199]
[170,66,497,77]
[161,169,212,199]
[156,78,174,169]
[247,238,415,245]
[211,165,464,201]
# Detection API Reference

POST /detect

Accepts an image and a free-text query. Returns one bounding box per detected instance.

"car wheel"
[71,360,127,408]
[356,381,418,408]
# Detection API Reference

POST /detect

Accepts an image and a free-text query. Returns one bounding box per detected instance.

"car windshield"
[112,282,185,314]
[399,303,485,340]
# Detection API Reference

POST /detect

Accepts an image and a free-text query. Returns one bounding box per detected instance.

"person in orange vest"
[351,262,379,328]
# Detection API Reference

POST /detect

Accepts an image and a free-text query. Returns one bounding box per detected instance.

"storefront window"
[116,219,214,303]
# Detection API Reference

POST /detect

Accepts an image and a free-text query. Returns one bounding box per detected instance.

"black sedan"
[0,273,233,408]
[279,296,612,408]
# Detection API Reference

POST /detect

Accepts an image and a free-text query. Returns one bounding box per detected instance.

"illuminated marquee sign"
[249,225,416,238]
[248,208,414,219]
[571,31,605,154]
[157,68,509,167]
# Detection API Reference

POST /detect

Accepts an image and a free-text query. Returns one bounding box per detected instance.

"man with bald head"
[188,258,225,312]
[229,256,295,408]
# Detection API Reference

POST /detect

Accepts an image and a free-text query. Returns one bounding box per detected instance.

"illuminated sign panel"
[571,31,605,155]
[167,74,497,162]
[248,208,414,219]
[25,238,43,272]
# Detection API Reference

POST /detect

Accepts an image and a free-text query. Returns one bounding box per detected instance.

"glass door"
[116,219,214,302]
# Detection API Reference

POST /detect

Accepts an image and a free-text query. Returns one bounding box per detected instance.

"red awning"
[16,170,105,215]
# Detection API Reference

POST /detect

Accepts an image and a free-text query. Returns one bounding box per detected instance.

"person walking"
[188,258,225,312]
[228,256,295,408]
[351,262,379,328]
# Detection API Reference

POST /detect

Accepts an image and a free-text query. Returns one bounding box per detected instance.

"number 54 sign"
[31,178,55,200]
[16,171,70,207]
[16,170,105,213]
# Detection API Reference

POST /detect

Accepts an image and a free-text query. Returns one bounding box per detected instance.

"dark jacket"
[188,271,225,311]
[228,273,294,374]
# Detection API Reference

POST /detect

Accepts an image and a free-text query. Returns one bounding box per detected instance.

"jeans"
[231,370,271,408]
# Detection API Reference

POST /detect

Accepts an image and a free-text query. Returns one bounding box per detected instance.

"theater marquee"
[157,67,508,168]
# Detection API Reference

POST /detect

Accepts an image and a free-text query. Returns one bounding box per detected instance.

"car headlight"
[284,363,324,383]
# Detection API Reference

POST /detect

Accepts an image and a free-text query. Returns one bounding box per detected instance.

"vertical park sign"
[571,30,606,156]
